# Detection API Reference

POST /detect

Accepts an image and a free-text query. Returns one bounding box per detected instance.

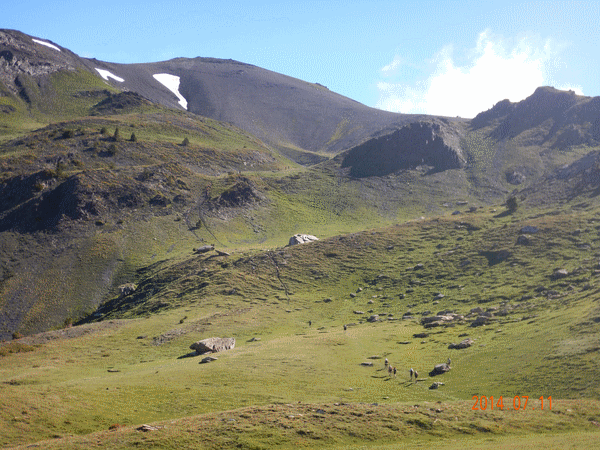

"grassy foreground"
[5,400,600,449]
[2,202,600,448]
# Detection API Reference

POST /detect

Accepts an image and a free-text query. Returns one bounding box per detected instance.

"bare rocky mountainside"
[1,28,600,340]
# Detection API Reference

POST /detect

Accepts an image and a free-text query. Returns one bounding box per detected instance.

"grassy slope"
[1,202,600,448]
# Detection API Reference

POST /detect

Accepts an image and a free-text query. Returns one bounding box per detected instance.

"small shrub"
[107,144,117,156]
[113,127,120,141]
[182,137,189,146]
[130,132,137,142]
[100,127,108,135]
[55,161,67,178]
[62,129,74,139]
[506,196,518,213]
[11,332,23,340]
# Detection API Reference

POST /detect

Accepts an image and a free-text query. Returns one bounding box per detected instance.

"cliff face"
[340,120,465,177]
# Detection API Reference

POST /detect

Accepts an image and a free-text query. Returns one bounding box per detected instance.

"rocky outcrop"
[190,337,235,354]
[340,120,465,177]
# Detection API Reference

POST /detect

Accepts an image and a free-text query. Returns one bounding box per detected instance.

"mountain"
[1,28,419,165]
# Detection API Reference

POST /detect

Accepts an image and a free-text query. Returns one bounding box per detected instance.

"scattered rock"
[353,310,364,315]
[107,369,120,373]
[200,356,218,364]
[190,337,235,354]
[414,263,424,270]
[360,362,374,367]
[367,355,382,359]
[429,382,445,389]
[471,316,490,327]
[137,424,161,432]
[118,283,137,296]
[193,245,214,254]
[552,269,569,280]
[288,234,319,246]
[215,249,230,257]
[516,234,531,245]
[448,338,474,349]
[520,226,539,234]
[248,337,261,342]
[413,332,428,338]
[367,315,379,323]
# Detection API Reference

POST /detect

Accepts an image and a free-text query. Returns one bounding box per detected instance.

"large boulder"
[430,363,451,376]
[448,338,474,349]
[190,337,235,354]
[288,234,319,246]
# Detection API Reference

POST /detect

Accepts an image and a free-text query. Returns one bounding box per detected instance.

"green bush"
[182,137,189,146]
[61,129,74,139]
[0,342,35,357]
[506,196,518,213]
[107,143,117,156]
[130,132,137,142]
[113,127,120,141]
[100,127,108,135]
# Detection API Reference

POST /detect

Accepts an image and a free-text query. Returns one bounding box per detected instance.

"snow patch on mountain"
[32,39,61,52]
[153,73,187,110]
[95,68,125,83]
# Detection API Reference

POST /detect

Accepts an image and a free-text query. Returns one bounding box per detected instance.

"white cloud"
[381,55,402,76]
[376,31,583,118]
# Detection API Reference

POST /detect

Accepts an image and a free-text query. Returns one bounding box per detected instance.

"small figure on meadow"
[385,358,389,367]
[414,370,419,382]
[308,320,312,327]
[409,368,414,380]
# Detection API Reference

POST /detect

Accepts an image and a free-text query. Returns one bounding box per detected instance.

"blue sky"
[5,1,599,117]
